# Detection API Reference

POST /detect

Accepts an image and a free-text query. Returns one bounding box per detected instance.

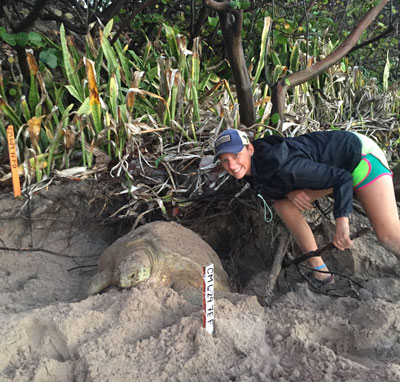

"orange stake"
[6,125,21,197]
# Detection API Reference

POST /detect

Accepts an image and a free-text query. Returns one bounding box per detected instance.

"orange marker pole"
[6,125,21,197]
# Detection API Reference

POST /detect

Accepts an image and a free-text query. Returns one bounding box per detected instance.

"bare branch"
[204,0,232,12]
[41,12,87,34]
[349,18,397,54]
[110,0,159,45]
[286,0,389,89]
[271,0,390,123]
[13,0,51,32]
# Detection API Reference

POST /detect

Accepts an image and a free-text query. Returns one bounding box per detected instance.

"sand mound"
[1,181,399,382]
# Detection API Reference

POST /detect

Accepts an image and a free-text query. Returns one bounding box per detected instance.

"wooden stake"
[6,125,21,197]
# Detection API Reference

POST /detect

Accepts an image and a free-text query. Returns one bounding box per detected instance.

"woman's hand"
[287,190,313,211]
[334,217,353,251]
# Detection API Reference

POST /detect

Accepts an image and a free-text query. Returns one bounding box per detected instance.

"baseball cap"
[214,129,250,161]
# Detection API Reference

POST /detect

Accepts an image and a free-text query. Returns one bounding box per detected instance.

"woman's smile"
[218,145,254,179]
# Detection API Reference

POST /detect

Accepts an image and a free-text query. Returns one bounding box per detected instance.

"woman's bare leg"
[355,176,400,259]
[274,189,333,280]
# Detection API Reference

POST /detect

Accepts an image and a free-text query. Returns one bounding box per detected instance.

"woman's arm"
[286,188,333,211]
[279,158,354,218]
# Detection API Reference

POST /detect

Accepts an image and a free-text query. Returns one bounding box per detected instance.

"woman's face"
[218,144,254,179]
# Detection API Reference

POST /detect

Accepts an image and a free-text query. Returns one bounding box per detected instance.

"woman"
[214,129,400,284]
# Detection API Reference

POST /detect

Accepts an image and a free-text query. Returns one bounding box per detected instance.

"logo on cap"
[215,134,232,147]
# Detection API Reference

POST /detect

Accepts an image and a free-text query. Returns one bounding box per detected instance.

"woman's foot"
[310,263,334,284]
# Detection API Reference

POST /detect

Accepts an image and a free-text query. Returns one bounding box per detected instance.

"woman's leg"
[274,189,333,280]
[355,176,400,259]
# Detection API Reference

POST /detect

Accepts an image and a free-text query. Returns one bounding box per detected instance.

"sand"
[1,181,400,382]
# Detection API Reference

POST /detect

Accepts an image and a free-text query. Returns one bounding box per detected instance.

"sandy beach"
[1,180,400,382]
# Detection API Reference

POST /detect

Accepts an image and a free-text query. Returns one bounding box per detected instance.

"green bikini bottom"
[352,153,392,191]
[351,132,392,191]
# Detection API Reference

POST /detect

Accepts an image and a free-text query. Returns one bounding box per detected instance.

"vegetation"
[0,0,399,221]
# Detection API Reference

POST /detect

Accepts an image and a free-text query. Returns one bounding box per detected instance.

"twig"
[0,246,97,259]
[25,190,34,248]
[282,227,372,268]
[14,0,50,32]
[67,264,97,272]
[299,263,363,289]
[264,227,290,305]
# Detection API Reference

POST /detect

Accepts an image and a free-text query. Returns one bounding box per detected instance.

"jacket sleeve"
[278,158,354,218]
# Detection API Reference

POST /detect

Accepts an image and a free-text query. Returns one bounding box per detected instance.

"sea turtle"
[81,221,231,301]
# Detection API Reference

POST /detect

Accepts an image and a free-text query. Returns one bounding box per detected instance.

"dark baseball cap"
[214,129,250,161]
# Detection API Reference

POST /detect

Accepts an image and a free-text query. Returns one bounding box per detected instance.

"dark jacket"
[245,130,362,218]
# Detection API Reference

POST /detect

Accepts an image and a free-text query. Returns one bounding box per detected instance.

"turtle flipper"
[171,281,202,306]
[78,270,113,299]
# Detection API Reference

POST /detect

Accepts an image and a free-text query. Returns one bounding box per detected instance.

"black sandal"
[307,273,335,286]
[307,263,335,286]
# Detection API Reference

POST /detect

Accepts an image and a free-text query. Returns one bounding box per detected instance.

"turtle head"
[118,249,152,288]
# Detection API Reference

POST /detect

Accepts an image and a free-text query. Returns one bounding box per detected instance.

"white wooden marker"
[202,263,214,334]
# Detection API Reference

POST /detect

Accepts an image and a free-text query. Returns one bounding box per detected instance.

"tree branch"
[100,0,128,23]
[14,0,51,33]
[264,227,289,305]
[204,0,232,13]
[191,4,209,41]
[286,0,389,89]
[349,19,397,54]
[40,13,87,34]
[271,0,390,122]
[218,9,256,126]
[110,0,158,45]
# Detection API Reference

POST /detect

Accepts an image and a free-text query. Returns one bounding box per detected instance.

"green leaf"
[284,78,291,86]
[77,97,91,115]
[90,98,102,133]
[65,85,83,102]
[383,50,390,92]
[118,103,128,123]
[2,32,17,46]
[16,32,28,47]
[163,24,179,60]
[271,113,280,124]
[114,40,131,85]
[39,50,58,69]
[271,51,282,66]
[109,73,118,121]
[0,97,23,126]
[60,24,84,102]
[289,42,299,72]
[229,0,238,9]
[28,32,42,46]
[101,30,119,73]
[155,154,165,168]
[29,73,40,112]
[239,0,250,9]
[272,65,285,83]
[274,32,288,45]
[21,95,31,121]
[208,16,219,28]
[253,17,271,88]
[103,19,114,39]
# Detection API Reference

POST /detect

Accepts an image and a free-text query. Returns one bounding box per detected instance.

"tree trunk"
[204,1,255,127]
